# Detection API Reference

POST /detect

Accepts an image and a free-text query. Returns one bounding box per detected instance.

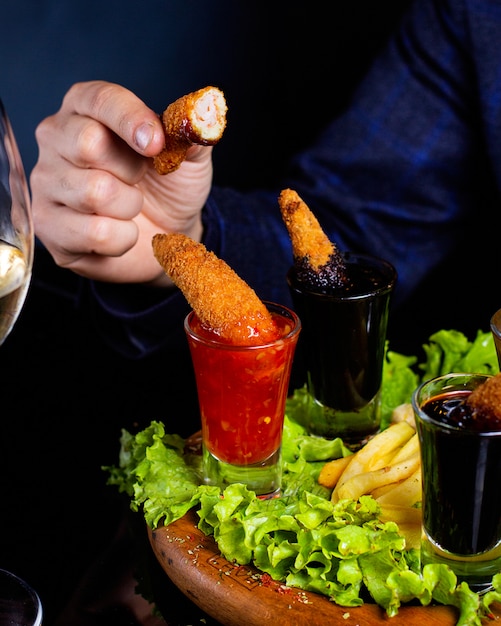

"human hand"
[31,80,213,286]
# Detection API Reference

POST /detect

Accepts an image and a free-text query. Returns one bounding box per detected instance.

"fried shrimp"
[466,372,501,425]
[279,188,347,289]
[151,233,279,345]
[153,86,228,175]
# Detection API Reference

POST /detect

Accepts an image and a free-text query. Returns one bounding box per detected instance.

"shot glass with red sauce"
[184,302,301,498]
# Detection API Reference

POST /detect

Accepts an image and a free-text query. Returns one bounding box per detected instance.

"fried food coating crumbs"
[279,188,347,289]
[152,233,279,345]
[466,372,501,425]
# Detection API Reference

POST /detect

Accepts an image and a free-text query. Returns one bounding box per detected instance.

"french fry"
[378,504,422,551]
[387,433,419,464]
[346,421,415,473]
[334,455,420,502]
[378,503,422,526]
[395,524,422,551]
[331,421,415,502]
[374,467,422,507]
[369,480,404,499]
[391,402,416,428]
[318,455,353,489]
[318,415,423,551]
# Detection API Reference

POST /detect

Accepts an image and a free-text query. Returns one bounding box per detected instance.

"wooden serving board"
[148,510,501,626]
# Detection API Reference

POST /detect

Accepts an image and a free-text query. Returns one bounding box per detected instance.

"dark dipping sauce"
[286,252,396,444]
[424,391,501,431]
[288,254,395,414]
[419,390,501,555]
[294,255,389,296]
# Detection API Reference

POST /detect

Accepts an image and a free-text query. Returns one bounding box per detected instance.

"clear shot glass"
[185,301,301,498]
[412,372,501,593]
[287,252,396,448]
[490,307,501,368]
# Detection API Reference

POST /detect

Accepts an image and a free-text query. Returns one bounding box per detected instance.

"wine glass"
[0,98,34,345]
[0,568,42,626]
[0,101,40,622]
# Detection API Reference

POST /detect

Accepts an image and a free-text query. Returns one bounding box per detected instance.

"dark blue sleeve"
[285,0,497,301]
[90,0,501,358]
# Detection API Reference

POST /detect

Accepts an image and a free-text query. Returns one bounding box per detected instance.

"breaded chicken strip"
[279,188,347,289]
[152,233,278,345]
[153,86,227,175]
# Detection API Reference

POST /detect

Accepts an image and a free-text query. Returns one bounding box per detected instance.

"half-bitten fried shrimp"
[152,233,279,345]
[153,86,228,175]
[279,188,347,289]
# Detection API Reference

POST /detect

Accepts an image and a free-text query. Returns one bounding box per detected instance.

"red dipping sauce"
[185,305,300,466]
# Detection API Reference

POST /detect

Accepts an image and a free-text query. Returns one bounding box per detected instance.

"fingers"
[33,163,144,221]
[47,114,147,185]
[59,214,140,264]
[34,84,162,187]
[31,81,158,257]
[63,81,165,157]
[34,209,168,285]
[30,81,213,284]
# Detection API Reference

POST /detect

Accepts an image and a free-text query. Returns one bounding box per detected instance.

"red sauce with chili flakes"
[187,311,299,465]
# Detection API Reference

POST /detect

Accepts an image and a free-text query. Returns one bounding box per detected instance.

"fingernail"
[134,122,154,151]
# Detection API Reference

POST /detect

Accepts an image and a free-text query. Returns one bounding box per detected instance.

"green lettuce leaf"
[104,420,203,527]
[419,329,498,380]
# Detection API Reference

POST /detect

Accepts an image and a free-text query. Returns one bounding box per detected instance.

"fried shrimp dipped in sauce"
[279,188,348,289]
[153,86,227,175]
[465,372,501,428]
[152,233,279,345]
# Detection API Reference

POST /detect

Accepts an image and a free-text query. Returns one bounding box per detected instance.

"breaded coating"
[279,188,335,270]
[152,233,278,345]
[153,86,227,175]
[279,188,347,289]
[466,372,501,424]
